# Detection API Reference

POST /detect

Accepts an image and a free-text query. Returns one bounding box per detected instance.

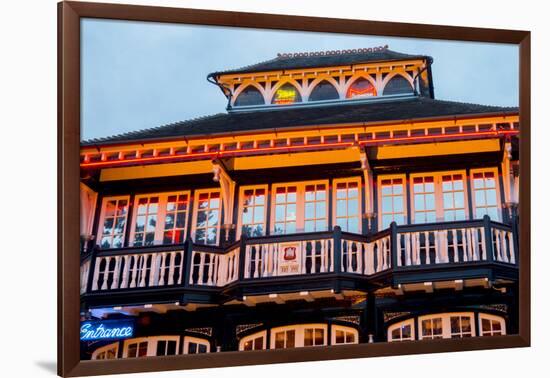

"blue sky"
[81,19,518,140]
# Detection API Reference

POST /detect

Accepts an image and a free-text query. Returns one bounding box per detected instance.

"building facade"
[79,46,520,360]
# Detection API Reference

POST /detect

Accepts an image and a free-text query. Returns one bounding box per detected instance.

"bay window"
[192,189,221,245]
[271,181,328,235]
[238,185,267,238]
[270,324,327,349]
[183,336,210,354]
[471,168,501,221]
[388,319,414,342]
[418,313,474,340]
[239,331,267,351]
[129,192,190,247]
[378,175,406,229]
[410,171,468,223]
[479,314,506,336]
[97,196,130,249]
[332,325,358,345]
[333,178,361,233]
[123,336,180,358]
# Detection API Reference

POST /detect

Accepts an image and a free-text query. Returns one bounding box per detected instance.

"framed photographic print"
[58,1,530,376]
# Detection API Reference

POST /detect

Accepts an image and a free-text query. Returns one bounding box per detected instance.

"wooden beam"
[299,291,315,302]
[423,282,434,293]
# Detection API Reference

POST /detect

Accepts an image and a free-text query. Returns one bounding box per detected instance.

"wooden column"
[360,149,375,234]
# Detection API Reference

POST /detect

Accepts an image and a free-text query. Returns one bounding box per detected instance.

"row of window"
[234,75,413,107]
[96,168,501,249]
[388,312,506,342]
[240,324,358,351]
[92,335,210,360]
[92,314,505,359]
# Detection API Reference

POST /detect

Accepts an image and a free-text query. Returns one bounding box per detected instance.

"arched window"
[383,75,414,96]
[346,78,377,99]
[309,80,339,102]
[234,86,264,107]
[272,83,302,105]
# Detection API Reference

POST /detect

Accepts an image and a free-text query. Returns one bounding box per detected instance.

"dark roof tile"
[82,97,517,146]
[208,49,430,77]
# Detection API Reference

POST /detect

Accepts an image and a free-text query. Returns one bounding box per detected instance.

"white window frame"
[237,184,268,239]
[418,312,475,340]
[239,330,268,351]
[123,336,180,358]
[191,188,222,245]
[410,170,469,224]
[377,174,407,230]
[479,313,506,336]
[470,167,502,222]
[387,318,415,342]
[129,191,191,247]
[271,180,329,235]
[91,342,119,360]
[331,325,359,345]
[183,336,211,354]
[270,324,328,349]
[96,195,130,249]
[332,177,362,233]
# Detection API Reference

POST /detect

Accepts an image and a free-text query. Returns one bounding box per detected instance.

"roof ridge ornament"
[277,45,389,59]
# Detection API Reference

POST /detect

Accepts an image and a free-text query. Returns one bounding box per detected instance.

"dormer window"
[346,78,377,99]
[309,80,339,101]
[234,85,264,107]
[272,83,302,105]
[383,75,414,95]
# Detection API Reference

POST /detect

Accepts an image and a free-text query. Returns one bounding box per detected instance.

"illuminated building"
[79,46,519,359]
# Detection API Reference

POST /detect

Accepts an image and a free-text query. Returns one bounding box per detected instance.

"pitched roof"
[208,48,431,77]
[82,97,517,146]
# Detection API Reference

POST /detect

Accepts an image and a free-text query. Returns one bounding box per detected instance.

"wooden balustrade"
[189,247,239,286]
[492,227,516,264]
[341,236,391,274]
[244,238,334,279]
[90,249,185,291]
[83,218,517,294]
[394,217,517,268]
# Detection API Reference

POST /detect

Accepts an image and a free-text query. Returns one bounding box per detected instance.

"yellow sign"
[274,88,297,104]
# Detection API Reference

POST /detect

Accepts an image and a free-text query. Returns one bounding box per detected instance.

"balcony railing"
[84,216,517,295]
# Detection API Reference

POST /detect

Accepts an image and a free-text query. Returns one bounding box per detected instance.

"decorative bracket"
[212,159,236,240]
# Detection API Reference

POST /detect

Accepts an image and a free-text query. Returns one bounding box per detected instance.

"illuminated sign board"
[80,319,134,341]
[273,87,299,104]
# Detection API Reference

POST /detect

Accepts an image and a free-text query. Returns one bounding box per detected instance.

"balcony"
[81,216,518,308]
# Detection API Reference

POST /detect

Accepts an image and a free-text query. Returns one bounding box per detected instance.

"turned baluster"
[111,256,122,289]
[91,257,102,291]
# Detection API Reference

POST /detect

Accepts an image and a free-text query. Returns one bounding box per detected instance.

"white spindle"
[508,232,516,264]
[120,255,130,289]
[177,251,184,284]
[357,242,363,273]
[111,256,122,289]
[101,257,111,290]
[198,253,206,284]
[168,252,176,285]
[244,246,251,279]
[138,255,148,288]
[91,257,101,291]
[494,230,502,262]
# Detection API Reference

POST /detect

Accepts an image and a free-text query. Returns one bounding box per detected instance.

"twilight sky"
[81,18,519,140]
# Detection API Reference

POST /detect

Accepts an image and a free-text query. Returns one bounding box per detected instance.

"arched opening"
[309,80,339,101]
[272,83,302,105]
[383,75,414,95]
[346,77,377,99]
[234,85,264,107]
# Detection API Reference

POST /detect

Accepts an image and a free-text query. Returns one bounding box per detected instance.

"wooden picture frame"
[58,1,530,376]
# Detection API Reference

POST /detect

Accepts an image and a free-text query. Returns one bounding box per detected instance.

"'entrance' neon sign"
[80,320,134,341]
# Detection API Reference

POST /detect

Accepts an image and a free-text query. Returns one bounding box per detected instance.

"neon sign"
[273,87,298,104]
[80,320,134,341]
